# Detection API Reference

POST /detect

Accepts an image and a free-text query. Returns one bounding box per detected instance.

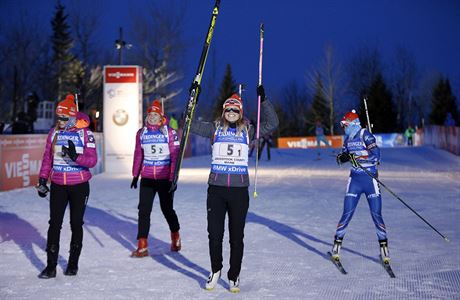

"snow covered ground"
[1,146,459,300]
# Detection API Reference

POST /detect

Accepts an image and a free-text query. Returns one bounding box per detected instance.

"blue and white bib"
[141,126,171,167]
[211,127,249,175]
[53,130,86,172]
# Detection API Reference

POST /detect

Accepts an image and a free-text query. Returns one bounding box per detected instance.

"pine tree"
[308,74,330,133]
[51,2,83,101]
[429,77,459,125]
[212,64,237,120]
[281,81,309,136]
[360,73,397,133]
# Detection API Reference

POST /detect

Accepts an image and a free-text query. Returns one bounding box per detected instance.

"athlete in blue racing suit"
[331,110,390,262]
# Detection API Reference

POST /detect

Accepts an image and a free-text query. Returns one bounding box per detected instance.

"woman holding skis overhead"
[36,94,97,278]
[190,86,278,293]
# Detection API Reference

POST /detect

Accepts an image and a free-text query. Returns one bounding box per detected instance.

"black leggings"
[207,185,249,281]
[137,178,180,239]
[47,182,89,247]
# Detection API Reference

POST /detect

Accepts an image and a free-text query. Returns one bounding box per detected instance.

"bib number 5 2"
[151,145,163,154]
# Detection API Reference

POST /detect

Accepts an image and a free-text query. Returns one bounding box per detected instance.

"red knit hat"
[222,94,243,114]
[56,94,77,117]
[147,99,163,115]
[340,110,360,127]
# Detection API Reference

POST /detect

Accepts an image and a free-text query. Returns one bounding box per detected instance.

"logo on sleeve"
[87,133,96,148]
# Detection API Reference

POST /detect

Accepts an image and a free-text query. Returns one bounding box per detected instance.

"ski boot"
[205,269,221,290]
[331,237,343,261]
[229,277,240,293]
[170,231,181,252]
[38,244,59,279]
[131,238,149,257]
[379,239,390,263]
[64,244,82,276]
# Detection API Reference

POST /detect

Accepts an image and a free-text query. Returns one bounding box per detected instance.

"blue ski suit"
[335,126,387,241]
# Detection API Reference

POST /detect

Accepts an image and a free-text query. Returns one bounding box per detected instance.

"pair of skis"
[170,0,220,190]
[327,252,396,278]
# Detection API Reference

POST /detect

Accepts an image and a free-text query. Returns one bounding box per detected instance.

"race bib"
[211,127,248,174]
[141,127,171,166]
[53,130,86,172]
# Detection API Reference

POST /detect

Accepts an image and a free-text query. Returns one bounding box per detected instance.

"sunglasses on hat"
[224,108,240,114]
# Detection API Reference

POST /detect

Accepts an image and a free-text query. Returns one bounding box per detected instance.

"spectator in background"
[404,125,416,146]
[248,119,257,157]
[314,120,331,159]
[179,112,185,129]
[444,112,456,127]
[88,114,96,131]
[169,113,179,130]
[414,125,423,146]
[12,112,32,134]
[258,133,272,161]
[315,120,330,147]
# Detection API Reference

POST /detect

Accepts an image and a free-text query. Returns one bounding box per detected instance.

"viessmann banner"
[103,66,143,173]
[0,135,46,191]
[278,136,343,149]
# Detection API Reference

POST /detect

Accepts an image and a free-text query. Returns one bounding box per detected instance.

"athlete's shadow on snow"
[247,212,379,263]
[0,210,67,272]
[84,206,211,288]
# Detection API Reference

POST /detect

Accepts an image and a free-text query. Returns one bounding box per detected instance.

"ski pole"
[253,23,264,199]
[363,96,371,133]
[74,90,80,112]
[354,159,449,242]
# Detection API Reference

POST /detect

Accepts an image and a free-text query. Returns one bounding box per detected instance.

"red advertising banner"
[277,136,343,149]
[105,66,138,83]
[0,135,46,191]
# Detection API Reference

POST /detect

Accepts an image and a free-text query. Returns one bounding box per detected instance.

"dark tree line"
[1,3,458,134]
[195,44,459,139]
[271,45,459,137]
[0,1,186,131]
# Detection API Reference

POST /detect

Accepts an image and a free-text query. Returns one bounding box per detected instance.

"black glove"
[257,85,266,102]
[130,176,139,189]
[62,140,78,161]
[36,177,49,198]
[336,152,350,165]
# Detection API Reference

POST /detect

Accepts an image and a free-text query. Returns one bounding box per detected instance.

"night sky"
[1,0,459,108]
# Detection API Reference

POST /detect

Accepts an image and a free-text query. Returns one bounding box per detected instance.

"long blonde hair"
[215,116,248,136]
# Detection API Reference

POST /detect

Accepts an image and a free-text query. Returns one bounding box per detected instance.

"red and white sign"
[0,135,46,191]
[103,65,143,173]
[105,67,137,83]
